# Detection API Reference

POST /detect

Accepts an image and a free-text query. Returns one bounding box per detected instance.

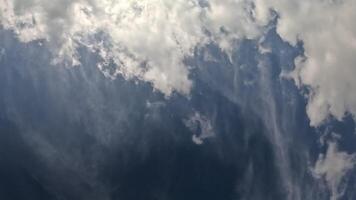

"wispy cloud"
[184,112,215,145]
[313,141,356,200]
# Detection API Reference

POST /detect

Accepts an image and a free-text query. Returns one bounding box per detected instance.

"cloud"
[0,0,267,96]
[313,141,356,200]
[0,47,4,60]
[253,0,356,126]
[184,112,215,145]
[2,0,356,126]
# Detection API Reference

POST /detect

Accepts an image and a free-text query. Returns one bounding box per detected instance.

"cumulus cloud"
[0,0,267,96]
[2,0,356,126]
[254,0,356,126]
[313,141,356,200]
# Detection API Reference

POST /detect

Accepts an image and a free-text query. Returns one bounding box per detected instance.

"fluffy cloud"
[2,0,356,126]
[0,0,267,96]
[313,141,356,200]
[254,0,356,126]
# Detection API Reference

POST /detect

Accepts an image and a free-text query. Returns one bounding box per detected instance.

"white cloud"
[0,0,267,96]
[254,0,356,126]
[313,141,356,200]
[184,112,215,145]
[2,0,356,126]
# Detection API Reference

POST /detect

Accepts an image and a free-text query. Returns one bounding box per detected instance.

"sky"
[0,0,356,200]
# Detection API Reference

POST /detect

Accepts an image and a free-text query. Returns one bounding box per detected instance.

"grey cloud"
[184,112,215,145]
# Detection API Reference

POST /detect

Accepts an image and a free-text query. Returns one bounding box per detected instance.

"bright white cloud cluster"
[1,0,356,125]
[0,0,267,96]
[254,0,356,126]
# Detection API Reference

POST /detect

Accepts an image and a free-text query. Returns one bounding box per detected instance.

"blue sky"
[0,1,356,200]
